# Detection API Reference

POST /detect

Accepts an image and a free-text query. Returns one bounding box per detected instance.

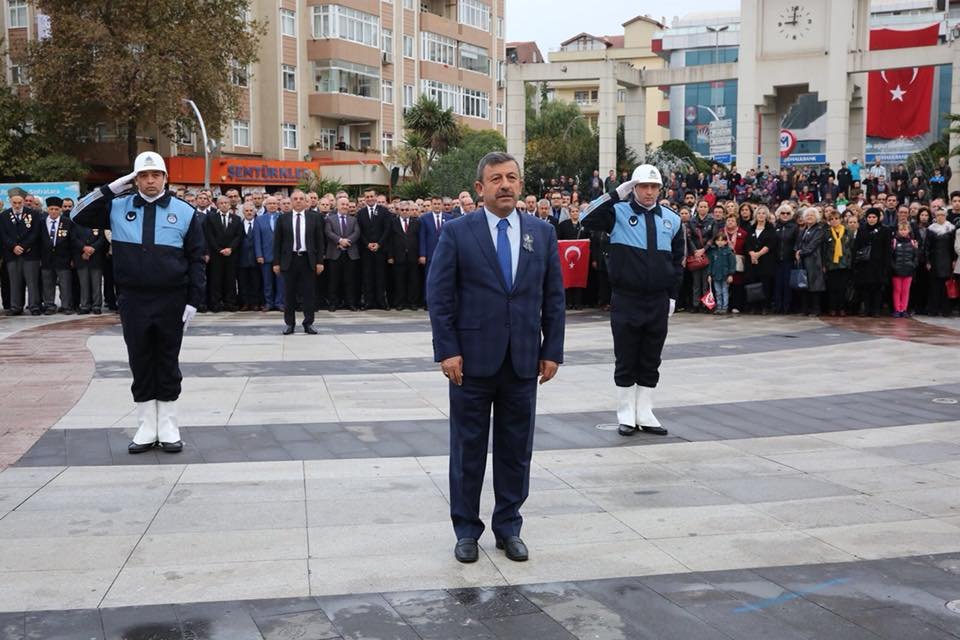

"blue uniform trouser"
[261,263,284,308]
[448,351,537,541]
[119,288,187,403]
[610,289,669,388]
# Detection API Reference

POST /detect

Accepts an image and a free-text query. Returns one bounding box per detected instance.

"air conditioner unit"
[496,80,504,89]
[383,51,393,64]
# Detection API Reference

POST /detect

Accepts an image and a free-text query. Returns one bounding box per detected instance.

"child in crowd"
[707,233,736,313]
[891,221,919,317]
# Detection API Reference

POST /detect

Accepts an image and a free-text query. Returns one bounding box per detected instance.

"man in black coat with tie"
[39,197,75,314]
[0,191,43,315]
[204,195,243,312]
[357,189,392,309]
[387,201,421,310]
[273,189,324,333]
[72,216,107,315]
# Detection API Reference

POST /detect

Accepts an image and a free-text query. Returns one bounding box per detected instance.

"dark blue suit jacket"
[238,220,257,268]
[418,211,454,262]
[427,210,565,379]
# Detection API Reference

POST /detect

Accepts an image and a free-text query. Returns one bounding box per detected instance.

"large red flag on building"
[558,239,590,289]
[866,25,939,139]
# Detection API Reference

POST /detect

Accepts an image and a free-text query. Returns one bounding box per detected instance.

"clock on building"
[777,5,813,41]
[760,0,828,57]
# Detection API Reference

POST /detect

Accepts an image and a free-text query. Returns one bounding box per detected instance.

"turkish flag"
[558,240,590,289]
[866,25,939,139]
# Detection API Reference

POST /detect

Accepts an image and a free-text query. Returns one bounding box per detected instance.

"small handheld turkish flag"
[558,239,590,289]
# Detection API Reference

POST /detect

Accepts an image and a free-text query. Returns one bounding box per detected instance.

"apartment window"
[312,5,379,48]
[230,61,249,87]
[317,128,338,150]
[358,131,372,150]
[497,16,504,38]
[9,65,26,85]
[382,80,393,104]
[617,89,625,103]
[382,133,394,155]
[422,79,458,111]
[461,87,489,119]
[459,43,489,75]
[8,0,27,28]
[313,59,380,99]
[403,83,414,108]
[496,102,503,125]
[381,28,393,54]
[282,123,298,149]
[280,9,296,37]
[403,0,414,9]
[402,34,414,58]
[574,90,597,106]
[496,60,504,83]
[458,0,490,31]
[421,32,456,66]
[282,65,297,91]
[232,120,250,147]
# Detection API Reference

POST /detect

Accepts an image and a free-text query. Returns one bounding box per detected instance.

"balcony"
[308,93,380,121]
[309,148,382,162]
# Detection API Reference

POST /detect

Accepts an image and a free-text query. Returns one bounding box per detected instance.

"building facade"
[2,0,506,189]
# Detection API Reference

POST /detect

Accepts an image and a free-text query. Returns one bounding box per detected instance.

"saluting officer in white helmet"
[580,164,683,436]
[71,151,206,453]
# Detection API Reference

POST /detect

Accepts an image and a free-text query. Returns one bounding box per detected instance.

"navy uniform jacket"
[0,207,43,261]
[237,218,258,268]
[39,214,74,270]
[71,188,206,308]
[580,192,684,299]
[71,224,107,269]
[427,210,565,379]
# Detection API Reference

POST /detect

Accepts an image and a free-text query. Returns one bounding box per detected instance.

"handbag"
[700,290,716,310]
[735,255,745,273]
[854,245,872,264]
[686,252,709,271]
[790,262,808,290]
[745,282,766,303]
[946,278,959,300]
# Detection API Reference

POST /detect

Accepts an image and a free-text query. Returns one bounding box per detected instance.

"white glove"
[615,179,638,202]
[669,299,676,318]
[108,171,137,195]
[182,305,197,331]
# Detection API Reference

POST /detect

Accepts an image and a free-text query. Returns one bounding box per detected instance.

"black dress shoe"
[641,426,669,436]
[328,306,337,312]
[304,325,318,335]
[159,441,183,453]
[128,441,156,454]
[282,325,295,335]
[455,538,479,563]
[496,536,528,562]
[349,306,359,312]
[618,424,639,436]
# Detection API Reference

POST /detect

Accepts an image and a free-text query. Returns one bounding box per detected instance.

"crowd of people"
[2,155,959,321]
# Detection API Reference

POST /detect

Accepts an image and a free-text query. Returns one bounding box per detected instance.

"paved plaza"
[1,310,960,639]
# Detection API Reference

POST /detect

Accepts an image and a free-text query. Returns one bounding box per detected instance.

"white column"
[758,102,779,172]
[736,101,759,170]
[505,72,526,172]
[847,79,865,165]
[597,66,617,174]
[951,43,960,192]
[623,86,646,162]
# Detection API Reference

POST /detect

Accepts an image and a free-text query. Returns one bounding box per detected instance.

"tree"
[391,96,461,186]
[523,100,597,194]
[298,171,344,197]
[0,83,43,180]
[24,154,89,183]
[429,128,506,196]
[26,0,265,166]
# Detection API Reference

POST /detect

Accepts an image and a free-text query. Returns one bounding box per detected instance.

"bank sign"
[224,163,311,183]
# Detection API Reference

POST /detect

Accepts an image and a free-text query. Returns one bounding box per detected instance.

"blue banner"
[0,181,81,206]
[781,153,826,166]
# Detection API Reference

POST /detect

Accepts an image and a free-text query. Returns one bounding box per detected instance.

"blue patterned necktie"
[496,218,512,287]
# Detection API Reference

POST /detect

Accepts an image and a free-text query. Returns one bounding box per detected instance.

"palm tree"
[404,96,461,171]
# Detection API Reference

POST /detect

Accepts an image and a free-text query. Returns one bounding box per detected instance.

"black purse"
[854,245,872,264]
[745,282,766,303]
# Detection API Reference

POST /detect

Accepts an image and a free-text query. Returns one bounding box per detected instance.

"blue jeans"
[713,280,730,311]
[260,263,284,308]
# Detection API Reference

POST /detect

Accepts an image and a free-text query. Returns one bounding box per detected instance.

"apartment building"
[2,0,506,189]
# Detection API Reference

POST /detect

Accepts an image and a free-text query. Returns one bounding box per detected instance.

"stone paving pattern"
[1,310,960,638]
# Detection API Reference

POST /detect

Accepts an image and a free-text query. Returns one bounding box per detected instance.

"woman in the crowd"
[795,208,826,316]
[721,213,748,313]
[925,207,956,317]
[743,205,776,314]
[688,199,714,313]
[912,207,932,314]
[772,203,799,314]
[822,209,854,316]
[738,202,754,230]
[852,208,890,317]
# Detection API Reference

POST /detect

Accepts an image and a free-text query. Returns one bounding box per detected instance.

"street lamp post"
[182,99,211,190]
[705,25,729,65]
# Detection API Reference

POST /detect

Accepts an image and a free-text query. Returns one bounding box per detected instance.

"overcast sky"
[506,0,740,56]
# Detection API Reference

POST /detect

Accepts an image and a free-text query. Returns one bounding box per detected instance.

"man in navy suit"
[254,195,284,311]
[236,203,262,310]
[418,196,452,270]
[427,152,565,564]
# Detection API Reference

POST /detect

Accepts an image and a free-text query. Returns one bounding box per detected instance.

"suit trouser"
[392,261,421,308]
[0,259,9,309]
[260,263,284,308]
[449,351,537,541]
[41,268,73,310]
[119,288,186,402]
[327,253,357,307]
[361,249,387,308]
[237,266,262,306]
[208,254,237,309]
[610,289,669,388]
[76,265,103,311]
[103,256,117,309]
[283,254,315,327]
[8,259,41,312]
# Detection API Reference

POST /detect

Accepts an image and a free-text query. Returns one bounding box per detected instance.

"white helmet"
[133,151,167,175]
[631,164,662,186]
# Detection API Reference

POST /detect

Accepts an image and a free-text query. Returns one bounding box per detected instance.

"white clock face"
[777,4,813,41]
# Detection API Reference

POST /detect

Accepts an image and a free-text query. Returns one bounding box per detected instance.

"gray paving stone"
[0,613,23,640]
[447,587,539,620]
[317,594,421,640]
[174,601,263,640]
[101,604,182,640]
[708,475,855,504]
[480,612,578,640]
[254,610,340,640]
[382,590,495,640]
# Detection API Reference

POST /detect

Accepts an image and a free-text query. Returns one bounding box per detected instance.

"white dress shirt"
[484,207,520,284]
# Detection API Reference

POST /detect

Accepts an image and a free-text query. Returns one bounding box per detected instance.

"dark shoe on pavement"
[92,308,102,315]
[454,538,479,563]
[159,441,183,453]
[304,325,318,335]
[641,426,669,436]
[128,441,156,454]
[282,325,295,335]
[496,536,529,562]
[618,424,639,436]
